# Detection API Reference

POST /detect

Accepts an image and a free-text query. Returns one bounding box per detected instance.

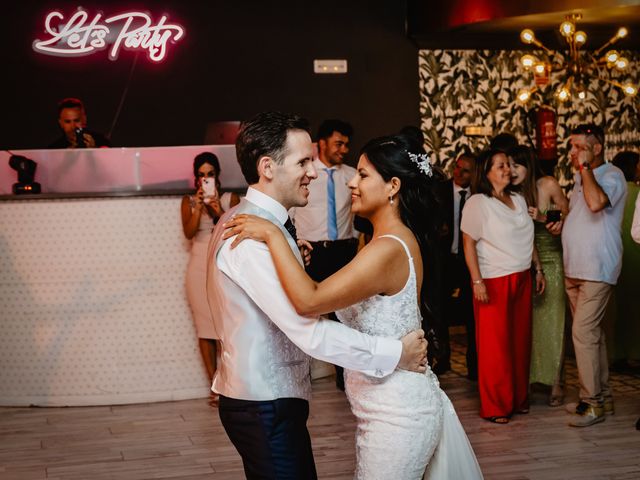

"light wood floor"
[1,341,639,480]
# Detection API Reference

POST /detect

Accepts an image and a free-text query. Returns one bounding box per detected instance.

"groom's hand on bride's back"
[398,329,428,373]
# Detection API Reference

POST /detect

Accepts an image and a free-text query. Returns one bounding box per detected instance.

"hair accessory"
[407,152,433,177]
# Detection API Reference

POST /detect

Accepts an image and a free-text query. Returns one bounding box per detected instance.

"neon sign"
[33,9,185,62]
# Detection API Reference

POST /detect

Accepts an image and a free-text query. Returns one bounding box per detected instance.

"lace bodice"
[336,234,421,339]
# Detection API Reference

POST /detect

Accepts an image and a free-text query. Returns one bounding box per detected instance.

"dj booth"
[0,146,246,406]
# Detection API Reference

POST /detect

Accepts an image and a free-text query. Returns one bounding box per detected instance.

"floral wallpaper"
[418,49,640,185]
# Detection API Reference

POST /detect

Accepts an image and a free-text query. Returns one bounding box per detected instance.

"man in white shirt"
[290,119,359,278]
[632,195,640,431]
[207,111,427,479]
[289,119,359,390]
[562,124,627,427]
[632,191,640,244]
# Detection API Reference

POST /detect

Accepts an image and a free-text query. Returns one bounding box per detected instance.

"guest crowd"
[182,119,638,429]
[457,124,631,427]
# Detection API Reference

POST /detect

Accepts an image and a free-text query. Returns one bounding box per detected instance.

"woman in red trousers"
[461,148,545,424]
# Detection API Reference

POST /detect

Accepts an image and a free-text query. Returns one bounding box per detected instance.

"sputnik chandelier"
[516,13,637,104]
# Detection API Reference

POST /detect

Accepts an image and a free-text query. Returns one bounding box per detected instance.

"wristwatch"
[580,161,591,171]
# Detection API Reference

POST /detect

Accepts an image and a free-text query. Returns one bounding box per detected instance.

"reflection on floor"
[449,331,640,396]
[0,334,638,479]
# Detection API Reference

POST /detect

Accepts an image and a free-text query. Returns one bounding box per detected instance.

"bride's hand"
[222,214,281,249]
[398,329,428,373]
[297,239,313,266]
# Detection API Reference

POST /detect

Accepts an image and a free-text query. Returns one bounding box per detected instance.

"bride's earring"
[389,195,394,205]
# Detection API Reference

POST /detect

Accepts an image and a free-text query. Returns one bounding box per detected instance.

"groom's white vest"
[206,199,312,401]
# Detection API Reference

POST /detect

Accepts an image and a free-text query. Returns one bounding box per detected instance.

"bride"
[223,134,483,479]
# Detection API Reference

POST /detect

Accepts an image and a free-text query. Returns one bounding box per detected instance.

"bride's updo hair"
[360,134,445,316]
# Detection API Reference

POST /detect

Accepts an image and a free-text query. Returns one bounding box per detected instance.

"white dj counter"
[0,146,247,406]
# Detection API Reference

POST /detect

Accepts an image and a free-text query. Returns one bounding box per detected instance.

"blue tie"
[326,169,338,240]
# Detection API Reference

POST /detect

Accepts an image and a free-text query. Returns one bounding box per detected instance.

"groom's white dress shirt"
[212,187,401,401]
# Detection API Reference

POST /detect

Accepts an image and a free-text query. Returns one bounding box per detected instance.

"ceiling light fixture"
[516,14,636,104]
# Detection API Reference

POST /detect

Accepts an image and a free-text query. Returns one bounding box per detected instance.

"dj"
[48,97,111,149]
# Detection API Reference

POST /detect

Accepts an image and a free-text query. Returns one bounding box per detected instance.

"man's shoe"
[604,399,615,415]
[568,403,605,427]
[565,399,614,415]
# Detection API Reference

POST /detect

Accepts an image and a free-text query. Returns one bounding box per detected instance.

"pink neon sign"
[33,9,185,62]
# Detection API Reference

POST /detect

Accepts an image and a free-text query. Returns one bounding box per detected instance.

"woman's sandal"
[516,408,529,414]
[548,395,564,407]
[487,416,509,424]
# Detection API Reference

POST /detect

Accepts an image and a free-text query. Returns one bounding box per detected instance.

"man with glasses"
[562,124,627,427]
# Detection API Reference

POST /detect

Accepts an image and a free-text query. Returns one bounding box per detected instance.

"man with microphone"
[48,97,111,149]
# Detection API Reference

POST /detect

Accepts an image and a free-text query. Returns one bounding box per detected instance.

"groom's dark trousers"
[218,395,318,479]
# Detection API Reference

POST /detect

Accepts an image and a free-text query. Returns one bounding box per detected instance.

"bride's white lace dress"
[336,235,484,480]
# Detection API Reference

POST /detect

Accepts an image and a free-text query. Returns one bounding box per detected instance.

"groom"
[207,111,428,479]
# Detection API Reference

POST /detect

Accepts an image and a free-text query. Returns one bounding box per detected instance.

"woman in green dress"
[509,146,569,406]
[610,151,640,364]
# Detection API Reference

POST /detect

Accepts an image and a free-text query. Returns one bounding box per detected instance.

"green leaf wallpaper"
[418,50,640,186]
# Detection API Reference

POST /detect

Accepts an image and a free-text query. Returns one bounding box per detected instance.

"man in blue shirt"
[562,124,627,427]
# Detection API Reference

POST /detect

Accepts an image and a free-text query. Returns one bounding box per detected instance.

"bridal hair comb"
[407,152,433,177]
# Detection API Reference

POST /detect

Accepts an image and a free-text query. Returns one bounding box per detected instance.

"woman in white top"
[461,149,545,424]
[181,152,239,392]
[632,194,640,431]
[633,192,640,243]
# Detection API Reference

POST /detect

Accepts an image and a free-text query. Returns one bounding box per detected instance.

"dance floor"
[1,335,639,479]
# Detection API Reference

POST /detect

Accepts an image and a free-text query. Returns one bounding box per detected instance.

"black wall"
[2,0,420,161]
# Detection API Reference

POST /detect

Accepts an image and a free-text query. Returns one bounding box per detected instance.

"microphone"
[75,127,86,148]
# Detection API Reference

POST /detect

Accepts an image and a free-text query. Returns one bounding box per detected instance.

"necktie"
[284,217,298,243]
[326,169,338,241]
[457,190,467,257]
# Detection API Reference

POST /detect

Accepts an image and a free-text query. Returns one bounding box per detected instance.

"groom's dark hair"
[236,111,310,184]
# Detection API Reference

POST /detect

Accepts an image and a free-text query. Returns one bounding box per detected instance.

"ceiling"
[407,1,640,50]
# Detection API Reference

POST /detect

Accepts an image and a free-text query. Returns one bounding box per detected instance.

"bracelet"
[536,269,545,274]
[472,279,484,285]
[579,161,591,171]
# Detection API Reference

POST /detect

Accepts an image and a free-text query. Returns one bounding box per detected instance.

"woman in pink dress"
[181,152,239,392]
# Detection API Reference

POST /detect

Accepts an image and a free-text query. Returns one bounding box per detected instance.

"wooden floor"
[1,337,639,480]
